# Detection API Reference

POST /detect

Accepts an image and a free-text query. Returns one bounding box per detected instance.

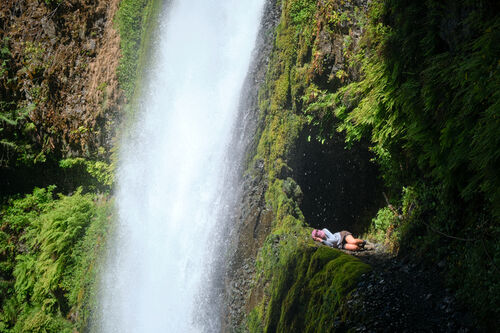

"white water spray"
[98,0,265,331]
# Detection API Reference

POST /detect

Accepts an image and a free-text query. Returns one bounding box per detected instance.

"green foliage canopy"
[335,0,500,216]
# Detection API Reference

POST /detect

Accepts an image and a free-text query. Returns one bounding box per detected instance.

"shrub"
[59,157,114,189]
[0,187,112,331]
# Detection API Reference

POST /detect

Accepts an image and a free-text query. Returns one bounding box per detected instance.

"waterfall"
[97,0,265,331]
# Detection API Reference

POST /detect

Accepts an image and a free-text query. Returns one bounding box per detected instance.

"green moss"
[116,0,162,101]
[271,72,291,110]
[248,245,370,332]
[289,0,316,30]
[247,304,265,333]
[242,1,375,331]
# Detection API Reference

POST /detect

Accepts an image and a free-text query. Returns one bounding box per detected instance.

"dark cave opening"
[289,127,385,236]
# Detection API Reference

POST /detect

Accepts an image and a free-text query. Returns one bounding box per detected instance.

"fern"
[1,187,112,330]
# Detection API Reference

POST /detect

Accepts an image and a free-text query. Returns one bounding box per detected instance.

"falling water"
[97,0,265,331]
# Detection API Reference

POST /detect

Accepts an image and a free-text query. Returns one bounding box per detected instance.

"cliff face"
[0,0,122,168]
[223,0,382,331]
[0,1,125,331]
[226,0,500,330]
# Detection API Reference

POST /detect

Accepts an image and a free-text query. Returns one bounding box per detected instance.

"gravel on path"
[339,242,475,332]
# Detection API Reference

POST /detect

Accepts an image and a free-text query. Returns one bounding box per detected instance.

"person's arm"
[323,228,335,239]
[313,236,324,242]
[322,239,335,247]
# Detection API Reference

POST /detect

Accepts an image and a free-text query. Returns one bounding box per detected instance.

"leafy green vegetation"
[0,187,113,332]
[392,182,500,328]
[59,157,115,189]
[116,0,162,100]
[290,0,316,30]
[334,0,500,213]
[245,0,499,330]
[300,0,500,328]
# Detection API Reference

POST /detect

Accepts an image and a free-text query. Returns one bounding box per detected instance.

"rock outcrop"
[222,0,383,331]
[0,0,123,165]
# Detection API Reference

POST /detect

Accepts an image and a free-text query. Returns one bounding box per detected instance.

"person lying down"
[311,228,366,251]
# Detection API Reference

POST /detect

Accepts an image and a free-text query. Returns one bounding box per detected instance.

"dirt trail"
[340,243,475,332]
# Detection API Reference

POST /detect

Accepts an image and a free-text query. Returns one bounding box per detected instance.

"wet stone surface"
[341,244,475,332]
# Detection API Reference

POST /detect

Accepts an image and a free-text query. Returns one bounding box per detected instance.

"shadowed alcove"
[289,128,384,235]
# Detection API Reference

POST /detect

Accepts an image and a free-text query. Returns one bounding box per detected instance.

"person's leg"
[344,243,361,251]
[345,234,365,245]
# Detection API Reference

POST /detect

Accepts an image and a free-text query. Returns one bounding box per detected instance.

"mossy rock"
[251,245,370,333]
